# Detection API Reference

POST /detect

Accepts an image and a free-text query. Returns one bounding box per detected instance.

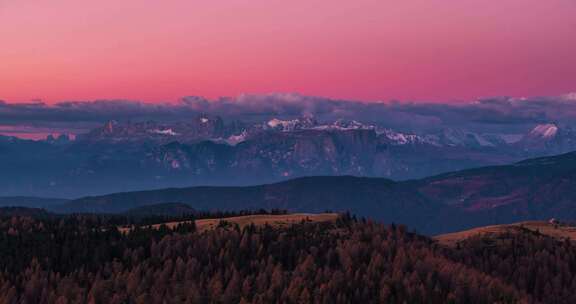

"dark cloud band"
[1,93,575,135]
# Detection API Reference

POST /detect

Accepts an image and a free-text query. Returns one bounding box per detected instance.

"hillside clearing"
[435,221,576,246]
[119,213,339,234]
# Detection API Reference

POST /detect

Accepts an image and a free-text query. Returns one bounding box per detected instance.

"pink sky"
[1,0,575,103]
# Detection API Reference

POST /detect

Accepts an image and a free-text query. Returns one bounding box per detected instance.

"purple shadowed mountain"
[1,114,575,198]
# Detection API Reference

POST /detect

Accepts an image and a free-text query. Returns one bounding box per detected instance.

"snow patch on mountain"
[471,133,495,147]
[150,129,178,136]
[266,117,317,131]
[225,131,248,146]
[529,124,558,139]
[312,120,375,131]
[378,129,440,146]
[267,119,300,131]
[498,134,523,144]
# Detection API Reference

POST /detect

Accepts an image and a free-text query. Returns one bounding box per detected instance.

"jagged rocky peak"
[73,116,534,152]
[265,117,377,132]
[86,120,154,139]
[78,115,235,144]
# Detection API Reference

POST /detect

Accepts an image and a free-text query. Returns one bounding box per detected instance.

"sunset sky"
[1,0,575,103]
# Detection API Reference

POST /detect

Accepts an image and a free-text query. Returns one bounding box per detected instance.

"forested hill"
[55,151,576,234]
[1,212,576,303]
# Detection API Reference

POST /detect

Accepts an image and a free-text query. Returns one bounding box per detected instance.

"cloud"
[1,93,576,136]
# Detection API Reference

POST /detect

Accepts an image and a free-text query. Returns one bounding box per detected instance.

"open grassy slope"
[435,221,576,246]
[119,212,339,233]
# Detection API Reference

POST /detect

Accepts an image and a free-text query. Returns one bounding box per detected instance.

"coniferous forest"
[0,211,575,303]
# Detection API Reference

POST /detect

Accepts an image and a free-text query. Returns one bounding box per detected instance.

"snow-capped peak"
[266,117,317,131]
[530,124,558,139]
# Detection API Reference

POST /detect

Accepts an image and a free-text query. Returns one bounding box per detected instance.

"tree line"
[0,211,570,303]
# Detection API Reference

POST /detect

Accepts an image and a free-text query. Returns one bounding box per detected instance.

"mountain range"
[2,115,576,198]
[25,150,571,234]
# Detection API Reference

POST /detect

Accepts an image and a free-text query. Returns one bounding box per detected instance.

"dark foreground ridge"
[4,212,576,303]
